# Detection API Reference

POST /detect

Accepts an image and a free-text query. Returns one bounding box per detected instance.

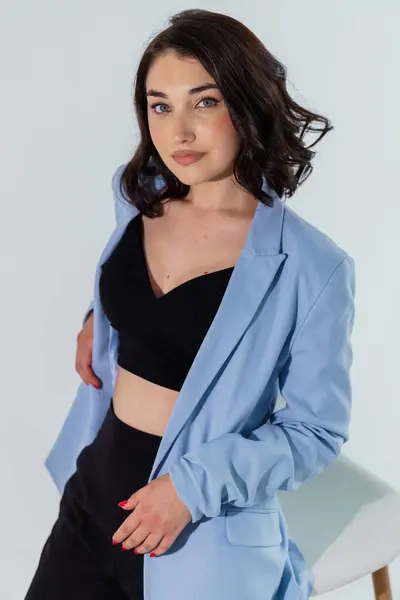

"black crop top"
[99,215,234,391]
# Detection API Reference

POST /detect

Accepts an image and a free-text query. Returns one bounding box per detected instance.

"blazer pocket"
[225,508,283,547]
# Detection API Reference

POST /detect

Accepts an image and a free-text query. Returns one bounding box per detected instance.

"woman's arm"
[168,255,356,523]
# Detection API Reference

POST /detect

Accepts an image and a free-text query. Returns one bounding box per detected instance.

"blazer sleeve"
[81,164,127,327]
[168,255,356,523]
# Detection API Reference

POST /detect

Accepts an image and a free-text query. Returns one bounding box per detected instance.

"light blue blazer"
[45,165,356,600]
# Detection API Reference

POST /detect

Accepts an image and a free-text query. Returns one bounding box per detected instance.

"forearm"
[168,419,344,523]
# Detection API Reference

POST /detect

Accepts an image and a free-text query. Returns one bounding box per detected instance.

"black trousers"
[24,399,163,600]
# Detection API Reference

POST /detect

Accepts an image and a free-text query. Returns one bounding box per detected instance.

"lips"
[172,152,204,165]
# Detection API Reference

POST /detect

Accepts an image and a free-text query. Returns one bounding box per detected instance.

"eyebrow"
[146,83,219,99]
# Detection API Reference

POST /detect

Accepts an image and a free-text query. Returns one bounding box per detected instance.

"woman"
[25,8,356,600]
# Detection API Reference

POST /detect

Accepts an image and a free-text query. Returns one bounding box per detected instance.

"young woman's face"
[145,51,241,186]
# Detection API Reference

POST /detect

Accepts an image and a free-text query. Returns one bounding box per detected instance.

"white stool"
[277,454,400,599]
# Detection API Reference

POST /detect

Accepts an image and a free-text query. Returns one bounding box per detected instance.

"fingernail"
[134,548,139,554]
[150,552,156,558]
[122,545,129,551]
[118,500,128,508]
[112,539,118,545]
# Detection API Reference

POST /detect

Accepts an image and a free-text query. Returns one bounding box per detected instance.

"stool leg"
[372,565,392,600]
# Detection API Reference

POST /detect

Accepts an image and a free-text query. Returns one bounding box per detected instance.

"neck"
[183,178,258,216]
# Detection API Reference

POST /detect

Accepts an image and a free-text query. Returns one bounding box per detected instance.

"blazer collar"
[248,179,285,256]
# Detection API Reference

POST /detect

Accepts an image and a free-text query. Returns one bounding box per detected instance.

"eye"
[149,96,220,115]
[150,103,169,115]
[199,97,219,108]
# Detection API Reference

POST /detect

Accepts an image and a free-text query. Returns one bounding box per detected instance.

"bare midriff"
[111,196,258,436]
[112,368,178,437]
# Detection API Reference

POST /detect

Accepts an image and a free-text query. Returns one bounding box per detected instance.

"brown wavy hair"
[118,8,333,217]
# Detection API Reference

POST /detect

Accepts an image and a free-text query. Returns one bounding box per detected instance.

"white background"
[1,1,399,598]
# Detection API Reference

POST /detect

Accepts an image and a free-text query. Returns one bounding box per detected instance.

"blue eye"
[150,96,220,114]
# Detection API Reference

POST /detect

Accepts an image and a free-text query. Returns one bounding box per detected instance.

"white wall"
[1,1,399,598]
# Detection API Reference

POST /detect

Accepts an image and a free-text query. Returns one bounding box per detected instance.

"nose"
[171,113,196,144]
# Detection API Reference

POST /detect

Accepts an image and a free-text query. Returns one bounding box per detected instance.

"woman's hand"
[112,473,192,557]
[75,311,102,389]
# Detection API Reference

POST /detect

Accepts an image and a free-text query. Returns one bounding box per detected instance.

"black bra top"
[99,215,235,391]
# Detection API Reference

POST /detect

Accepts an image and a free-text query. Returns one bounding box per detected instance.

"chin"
[169,168,208,187]
[175,174,203,186]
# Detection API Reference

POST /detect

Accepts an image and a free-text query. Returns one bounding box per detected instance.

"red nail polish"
[134,548,139,554]
[112,539,118,545]
[122,545,129,551]
[150,552,156,558]
[118,501,128,508]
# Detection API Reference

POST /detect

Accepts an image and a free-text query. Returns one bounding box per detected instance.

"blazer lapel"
[149,191,287,480]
